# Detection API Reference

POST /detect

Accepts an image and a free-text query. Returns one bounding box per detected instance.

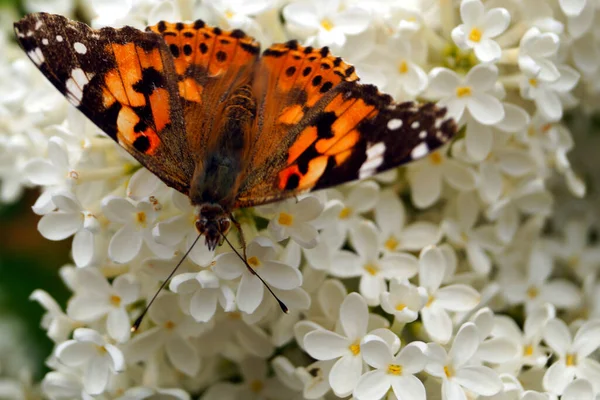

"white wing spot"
[65,68,90,106]
[387,118,403,130]
[359,142,386,179]
[419,130,427,139]
[28,48,45,66]
[411,121,420,129]
[74,42,87,54]
[410,142,430,160]
[56,35,63,42]
[42,38,49,45]
[35,20,43,30]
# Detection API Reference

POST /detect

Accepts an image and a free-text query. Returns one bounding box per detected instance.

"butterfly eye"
[219,218,231,234]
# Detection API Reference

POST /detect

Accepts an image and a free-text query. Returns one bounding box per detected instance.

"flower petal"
[353,370,390,400]
[304,330,350,360]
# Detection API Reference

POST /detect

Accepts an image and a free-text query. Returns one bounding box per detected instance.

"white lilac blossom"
[2,0,600,399]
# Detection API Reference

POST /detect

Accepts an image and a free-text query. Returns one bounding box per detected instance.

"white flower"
[428,64,505,125]
[170,269,235,322]
[283,0,371,49]
[267,196,323,249]
[558,0,587,17]
[303,293,389,397]
[30,289,79,343]
[67,268,140,343]
[37,190,100,267]
[491,304,555,371]
[103,197,175,263]
[23,136,77,187]
[354,336,427,400]
[426,322,503,399]
[209,0,275,29]
[330,221,419,306]
[214,239,302,314]
[406,149,478,209]
[542,318,600,395]
[55,328,125,395]
[376,35,429,98]
[520,65,580,122]
[518,28,561,82]
[380,280,428,323]
[451,0,510,63]
[418,246,480,344]
[126,294,206,377]
[153,191,214,267]
[503,246,581,313]
[374,189,441,253]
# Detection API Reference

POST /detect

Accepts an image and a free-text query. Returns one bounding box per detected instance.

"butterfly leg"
[229,213,248,262]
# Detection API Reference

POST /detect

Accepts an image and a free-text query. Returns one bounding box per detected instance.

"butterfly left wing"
[235,42,456,207]
[14,13,194,194]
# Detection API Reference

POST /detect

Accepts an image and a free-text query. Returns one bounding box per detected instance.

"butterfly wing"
[14,13,193,194]
[235,42,456,207]
[146,21,260,159]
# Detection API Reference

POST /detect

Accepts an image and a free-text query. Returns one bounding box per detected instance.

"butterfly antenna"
[219,232,289,314]
[131,232,203,333]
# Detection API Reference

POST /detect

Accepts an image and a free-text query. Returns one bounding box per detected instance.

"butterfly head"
[195,204,231,251]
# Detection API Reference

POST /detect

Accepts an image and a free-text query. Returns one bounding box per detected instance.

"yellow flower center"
[278,212,294,226]
[567,255,580,269]
[364,263,378,275]
[425,295,435,307]
[398,61,408,74]
[228,311,241,320]
[110,295,121,307]
[529,78,538,87]
[338,207,352,219]
[395,303,407,311]
[320,18,334,31]
[250,380,264,393]
[456,86,472,97]
[95,345,107,355]
[136,211,147,227]
[248,256,261,268]
[523,344,534,356]
[387,364,403,375]
[349,342,361,355]
[526,286,539,299]
[429,152,443,165]
[225,9,234,19]
[566,353,577,366]
[468,27,482,42]
[164,320,175,330]
[444,365,454,378]
[385,235,399,251]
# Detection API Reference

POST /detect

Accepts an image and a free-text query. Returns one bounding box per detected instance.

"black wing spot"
[175,22,184,31]
[133,135,150,153]
[132,67,165,94]
[312,75,322,86]
[169,44,180,57]
[216,50,227,62]
[302,67,312,76]
[199,42,208,54]
[314,111,337,138]
[213,27,222,35]
[194,20,205,29]
[320,63,331,70]
[157,21,167,32]
[183,44,193,56]
[320,81,333,93]
[230,29,246,39]
[303,46,313,54]
[285,66,296,77]
[285,174,300,190]
[320,47,329,57]
[240,42,259,54]
[183,32,194,38]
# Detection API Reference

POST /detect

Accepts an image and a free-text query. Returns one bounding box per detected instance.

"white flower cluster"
[2,0,600,399]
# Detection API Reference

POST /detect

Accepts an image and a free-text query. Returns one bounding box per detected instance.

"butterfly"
[14,13,456,251]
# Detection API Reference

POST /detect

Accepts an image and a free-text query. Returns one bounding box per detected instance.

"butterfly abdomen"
[190,85,256,207]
